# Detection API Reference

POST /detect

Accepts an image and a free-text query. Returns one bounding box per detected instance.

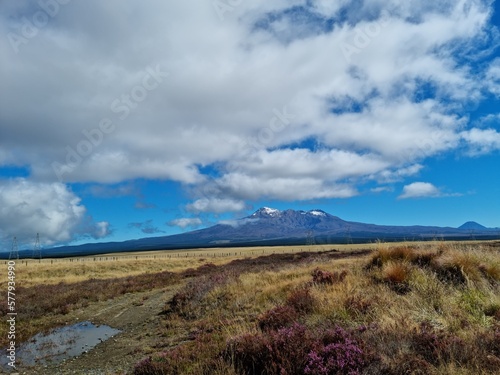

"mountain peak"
[458,221,487,230]
[308,209,327,217]
[251,207,281,217]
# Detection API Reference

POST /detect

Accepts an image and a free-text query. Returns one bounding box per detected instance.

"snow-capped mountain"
[14,208,497,258]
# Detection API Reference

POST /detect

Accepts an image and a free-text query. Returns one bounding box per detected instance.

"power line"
[32,233,42,260]
[468,229,476,241]
[9,237,19,260]
[345,225,353,244]
[306,230,315,246]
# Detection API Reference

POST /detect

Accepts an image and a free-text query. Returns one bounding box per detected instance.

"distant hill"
[2,207,498,258]
[458,221,487,230]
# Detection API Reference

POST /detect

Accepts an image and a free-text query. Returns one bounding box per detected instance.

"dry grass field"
[1,241,499,374]
[1,244,377,287]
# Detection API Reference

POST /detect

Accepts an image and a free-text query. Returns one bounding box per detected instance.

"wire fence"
[1,246,333,266]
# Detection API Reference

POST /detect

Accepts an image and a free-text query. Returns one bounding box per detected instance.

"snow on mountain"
[309,210,327,217]
[251,207,282,217]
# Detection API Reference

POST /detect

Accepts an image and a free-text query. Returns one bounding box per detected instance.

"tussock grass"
[382,261,411,284]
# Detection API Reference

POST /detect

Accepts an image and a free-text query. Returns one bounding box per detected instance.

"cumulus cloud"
[398,182,442,199]
[167,218,203,229]
[0,0,498,215]
[0,178,110,248]
[92,221,111,239]
[461,128,500,155]
[186,198,247,214]
[485,58,500,96]
[86,183,139,198]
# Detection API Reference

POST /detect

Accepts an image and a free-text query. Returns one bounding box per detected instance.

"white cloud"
[228,148,389,180]
[0,0,497,214]
[485,58,500,96]
[461,128,500,155]
[186,198,246,214]
[167,217,202,229]
[398,182,442,199]
[93,221,111,238]
[215,173,357,201]
[218,218,259,228]
[371,186,394,193]
[375,164,424,183]
[0,178,110,248]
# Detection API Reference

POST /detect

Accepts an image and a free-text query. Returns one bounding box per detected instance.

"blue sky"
[1,0,500,249]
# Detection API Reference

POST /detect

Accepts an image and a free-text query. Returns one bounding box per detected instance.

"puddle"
[1,321,121,370]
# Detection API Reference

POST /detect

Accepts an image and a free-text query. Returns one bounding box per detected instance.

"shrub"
[286,287,316,314]
[227,323,366,375]
[410,322,465,366]
[133,356,165,375]
[305,327,364,375]
[258,305,299,331]
[312,268,347,285]
[134,332,227,375]
[227,323,314,375]
[225,332,271,375]
[168,273,232,319]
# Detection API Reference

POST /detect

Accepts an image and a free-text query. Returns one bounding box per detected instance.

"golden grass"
[382,261,411,284]
[4,240,483,288]
[1,244,372,287]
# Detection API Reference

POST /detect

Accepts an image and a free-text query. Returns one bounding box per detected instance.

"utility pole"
[469,230,476,241]
[9,237,19,260]
[306,230,316,246]
[345,225,353,244]
[32,233,42,260]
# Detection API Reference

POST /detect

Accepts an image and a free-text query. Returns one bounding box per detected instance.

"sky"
[1,0,500,250]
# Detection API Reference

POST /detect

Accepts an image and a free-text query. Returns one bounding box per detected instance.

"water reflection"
[1,321,121,370]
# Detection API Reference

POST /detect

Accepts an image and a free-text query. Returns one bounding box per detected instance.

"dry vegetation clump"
[258,288,317,331]
[286,287,316,314]
[168,272,234,319]
[258,305,300,332]
[381,261,411,284]
[479,262,500,282]
[311,268,348,285]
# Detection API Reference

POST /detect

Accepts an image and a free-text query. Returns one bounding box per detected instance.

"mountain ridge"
[2,208,497,259]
